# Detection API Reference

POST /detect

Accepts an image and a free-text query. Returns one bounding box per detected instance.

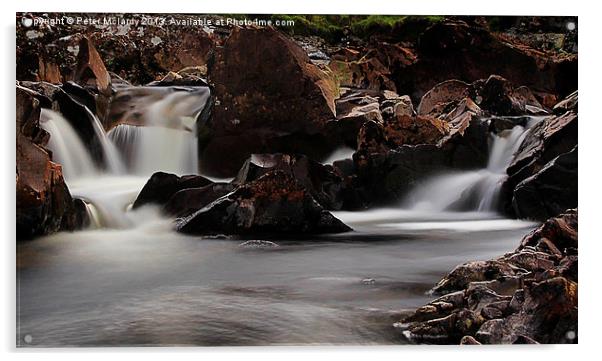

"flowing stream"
[19,94,540,346]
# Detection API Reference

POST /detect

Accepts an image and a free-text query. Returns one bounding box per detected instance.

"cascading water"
[39,86,211,229]
[39,109,99,181]
[108,88,208,176]
[403,116,544,213]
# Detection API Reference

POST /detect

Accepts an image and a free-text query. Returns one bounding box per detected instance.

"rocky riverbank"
[399,209,578,344]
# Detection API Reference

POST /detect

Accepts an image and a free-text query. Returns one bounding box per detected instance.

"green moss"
[216,15,445,42]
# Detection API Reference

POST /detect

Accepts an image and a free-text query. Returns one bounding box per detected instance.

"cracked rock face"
[400,209,578,344]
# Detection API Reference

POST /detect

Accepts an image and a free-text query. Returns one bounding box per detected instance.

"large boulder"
[16,87,88,239]
[199,26,339,177]
[234,153,346,210]
[175,170,352,235]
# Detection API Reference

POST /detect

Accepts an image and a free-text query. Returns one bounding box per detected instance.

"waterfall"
[108,124,198,176]
[39,85,211,229]
[39,109,99,181]
[107,88,208,177]
[403,116,543,213]
[83,107,126,175]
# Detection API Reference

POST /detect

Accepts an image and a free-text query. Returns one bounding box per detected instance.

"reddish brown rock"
[329,56,397,92]
[234,153,346,210]
[401,210,578,344]
[16,87,87,239]
[201,27,339,176]
[393,20,577,103]
[74,36,112,97]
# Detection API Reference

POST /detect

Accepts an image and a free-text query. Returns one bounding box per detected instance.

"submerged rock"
[400,209,578,344]
[175,170,352,236]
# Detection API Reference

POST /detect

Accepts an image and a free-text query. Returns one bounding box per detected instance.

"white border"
[2,1,597,360]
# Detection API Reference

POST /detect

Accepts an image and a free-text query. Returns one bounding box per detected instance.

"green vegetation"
[220,15,446,42]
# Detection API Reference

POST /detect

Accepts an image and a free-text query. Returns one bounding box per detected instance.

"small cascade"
[324,147,355,164]
[404,116,543,213]
[107,88,208,177]
[83,106,126,175]
[108,124,199,176]
[39,109,98,181]
[40,85,211,230]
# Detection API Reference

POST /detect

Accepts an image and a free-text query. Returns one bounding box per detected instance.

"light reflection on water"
[17,207,537,346]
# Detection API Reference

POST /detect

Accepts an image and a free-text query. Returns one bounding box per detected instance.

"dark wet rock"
[512,146,577,222]
[393,20,577,104]
[401,210,578,344]
[352,101,488,205]
[200,27,339,177]
[133,172,213,209]
[478,75,544,115]
[234,153,346,210]
[488,116,529,134]
[503,96,577,220]
[164,183,235,218]
[16,86,88,239]
[175,170,352,236]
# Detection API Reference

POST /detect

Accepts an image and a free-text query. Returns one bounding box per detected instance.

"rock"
[553,90,578,114]
[417,79,470,116]
[175,170,352,235]
[460,335,481,345]
[401,210,579,344]
[329,90,383,147]
[17,14,219,85]
[478,75,544,115]
[431,260,523,295]
[201,27,339,176]
[238,240,280,249]
[164,183,235,218]
[74,36,112,97]
[234,153,346,210]
[329,56,397,91]
[384,114,449,146]
[519,209,578,259]
[16,87,87,239]
[503,98,577,220]
[512,146,577,221]
[133,172,213,209]
[393,20,577,103]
